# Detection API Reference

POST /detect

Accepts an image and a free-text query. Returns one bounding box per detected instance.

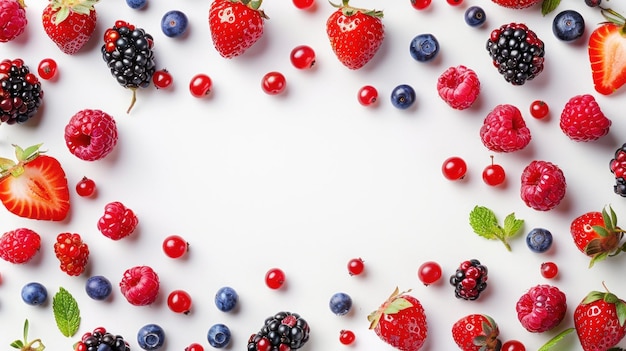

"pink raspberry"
[437,65,480,110]
[120,265,160,306]
[97,201,138,240]
[480,104,531,152]
[559,94,611,141]
[516,284,567,333]
[520,160,566,211]
[64,109,118,161]
[0,0,27,43]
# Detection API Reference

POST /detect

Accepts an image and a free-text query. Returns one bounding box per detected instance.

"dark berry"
[390,84,416,109]
[0,59,44,125]
[21,282,48,305]
[585,0,601,7]
[526,228,553,253]
[77,327,131,351]
[137,324,165,350]
[465,6,486,27]
[247,312,310,351]
[409,33,439,62]
[609,143,626,197]
[449,259,488,300]
[161,10,188,38]
[552,10,584,42]
[329,292,352,315]
[207,324,231,348]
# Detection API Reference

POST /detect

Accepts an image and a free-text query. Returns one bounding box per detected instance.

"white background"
[1,0,626,350]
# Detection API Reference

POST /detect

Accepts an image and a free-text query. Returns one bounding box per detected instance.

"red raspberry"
[516,284,567,333]
[559,94,611,142]
[0,228,41,264]
[520,160,566,211]
[0,0,27,42]
[120,265,160,306]
[64,109,118,161]
[97,201,139,240]
[437,65,480,110]
[480,104,531,152]
[54,233,89,276]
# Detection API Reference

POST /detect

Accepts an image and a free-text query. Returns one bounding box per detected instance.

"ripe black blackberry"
[486,23,545,86]
[0,58,43,125]
[247,311,310,351]
[75,327,130,351]
[609,143,626,197]
[450,259,488,301]
[101,20,156,113]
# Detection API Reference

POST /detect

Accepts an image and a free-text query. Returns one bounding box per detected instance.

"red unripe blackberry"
[450,259,488,300]
[0,58,43,125]
[54,233,89,276]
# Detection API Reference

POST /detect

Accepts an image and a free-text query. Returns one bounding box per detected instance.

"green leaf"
[615,299,626,326]
[53,287,81,337]
[469,206,499,240]
[537,327,575,351]
[503,213,524,238]
[383,297,413,314]
[541,0,561,16]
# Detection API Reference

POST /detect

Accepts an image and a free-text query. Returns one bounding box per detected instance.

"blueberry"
[85,275,113,301]
[21,282,47,306]
[207,323,231,348]
[126,0,147,9]
[552,10,585,42]
[409,33,439,62]
[215,286,238,312]
[329,292,352,315]
[390,84,416,109]
[526,228,553,253]
[137,324,165,350]
[464,6,486,27]
[161,10,188,38]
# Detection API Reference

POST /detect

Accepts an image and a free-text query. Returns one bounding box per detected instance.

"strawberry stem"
[127,88,137,114]
[328,0,383,18]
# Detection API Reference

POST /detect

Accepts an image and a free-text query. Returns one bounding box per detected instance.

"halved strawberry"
[0,144,70,221]
[588,10,626,95]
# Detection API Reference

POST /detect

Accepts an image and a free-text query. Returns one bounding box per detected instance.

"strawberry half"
[570,206,625,267]
[588,9,626,95]
[0,144,70,221]
[42,0,98,55]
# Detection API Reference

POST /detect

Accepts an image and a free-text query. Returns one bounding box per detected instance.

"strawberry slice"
[0,144,70,221]
[588,15,626,95]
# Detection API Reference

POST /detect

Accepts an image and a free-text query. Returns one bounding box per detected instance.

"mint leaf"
[469,206,524,251]
[538,328,574,351]
[541,0,561,15]
[503,213,524,239]
[53,287,80,337]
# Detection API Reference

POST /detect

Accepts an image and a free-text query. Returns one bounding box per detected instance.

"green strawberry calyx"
[472,315,500,351]
[229,0,268,19]
[367,287,413,329]
[329,0,383,18]
[585,205,625,268]
[10,320,45,351]
[49,0,99,25]
[0,144,45,179]
[582,284,626,327]
[599,7,626,36]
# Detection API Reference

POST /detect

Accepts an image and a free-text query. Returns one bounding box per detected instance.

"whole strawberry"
[574,287,626,351]
[480,104,531,153]
[516,284,567,333]
[490,0,541,9]
[97,201,138,240]
[326,0,384,70]
[451,314,501,351]
[64,109,118,161]
[520,160,566,211]
[0,0,27,42]
[368,288,428,351]
[560,94,611,142]
[208,0,268,58]
[120,265,160,306]
[42,0,99,55]
[0,228,41,264]
[570,206,624,267]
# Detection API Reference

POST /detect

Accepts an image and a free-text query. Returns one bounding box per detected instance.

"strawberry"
[326,0,384,70]
[451,314,501,351]
[42,0,98,55]
[490,0,541,9]
[368,288,428,351]
[208,0,268,58]
[0,144,70,221]
[574,287,626,351]
[570,206,625,267]
[588,9,626,95]
[0,228,41,264]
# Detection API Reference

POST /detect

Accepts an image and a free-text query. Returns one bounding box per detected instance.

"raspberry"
[559,94,611,142]
[64,109,118,161]
[119,265,160,306]
[97,201,138,240]
[75,327,131,351]
[0,58,44,125]
[516,284,567,333]
[0,228,41,264]
[449,259,488,301]
[0,0,27,42]
[520,160,566,211]
[54,233,89,276]
[480,104,531,152]
[247,312,310,351]
[437,65,480,110]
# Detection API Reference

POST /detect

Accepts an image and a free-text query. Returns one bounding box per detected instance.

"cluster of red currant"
[442,155,506,186]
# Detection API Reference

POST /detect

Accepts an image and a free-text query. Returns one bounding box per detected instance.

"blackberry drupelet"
[247,311,310,351]
[486,23,544,86]
[450,259,488,300]
[77,328,130,351]
[609,143,626,197]
[101,20,156,113]
[0,59,43,125]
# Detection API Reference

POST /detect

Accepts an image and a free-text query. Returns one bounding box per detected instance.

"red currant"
[167,289,192,314]
[38,58,58,80]
[417,261,442,286]
[482,156,506,186]
[530,100,549,119]
[162,235,189,258]
[347,258,365,276]
[447,0,463,5]
[540,262,558,279]
[442,156,467,180]
[153,69,173,89]
[76,177,96,197]
[293,0,315,9]
[261,71,286,95]
[74,342,88,351]
[411,0,432,10]
[357,85,378,106]
[290,45,316,69]
[501,340,526,351]
[185,343,205,351]
[265,268,285,289]
[339,330,355,345]
[189,73,212,98]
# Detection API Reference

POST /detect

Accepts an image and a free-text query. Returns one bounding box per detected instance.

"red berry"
[516,284,567,333]
[290,45,316,69]
[65,109,118,161]
[411,0,432,10]
[520,160,566,211]
[437,65,480,110]
[261,71,286,95]
[54,233,89,276]
[97,201,139,240]
[501,340,526,351]
[540,262,558,279]
[119,265,160,306]
[529,100,549,119]
[442,156,467,180]
[559,94,611,141]
[190,73,212,97]
[447,0,463,5]
[482,156,506,186]
[37,58,58,80]
[293,0,315,9]
[162,235,189,258]
[417,261,442,285]
[167,289,192,314]
[76,177,96,197]
[153,69,173,89]
[357,85,378,106]
[265,268,285,289]
[347,258,365,275]
[0,228,41,264]
[185,343,204,351]
[339,330,355,345]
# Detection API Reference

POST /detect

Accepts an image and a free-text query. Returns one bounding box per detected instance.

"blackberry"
[101,20,156,113]
[0,58,43,125]
[76,327,130,351]
[450,259,488,300]
[486,23,545,86]
[247,311,310,351]
[609,143,626,197]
